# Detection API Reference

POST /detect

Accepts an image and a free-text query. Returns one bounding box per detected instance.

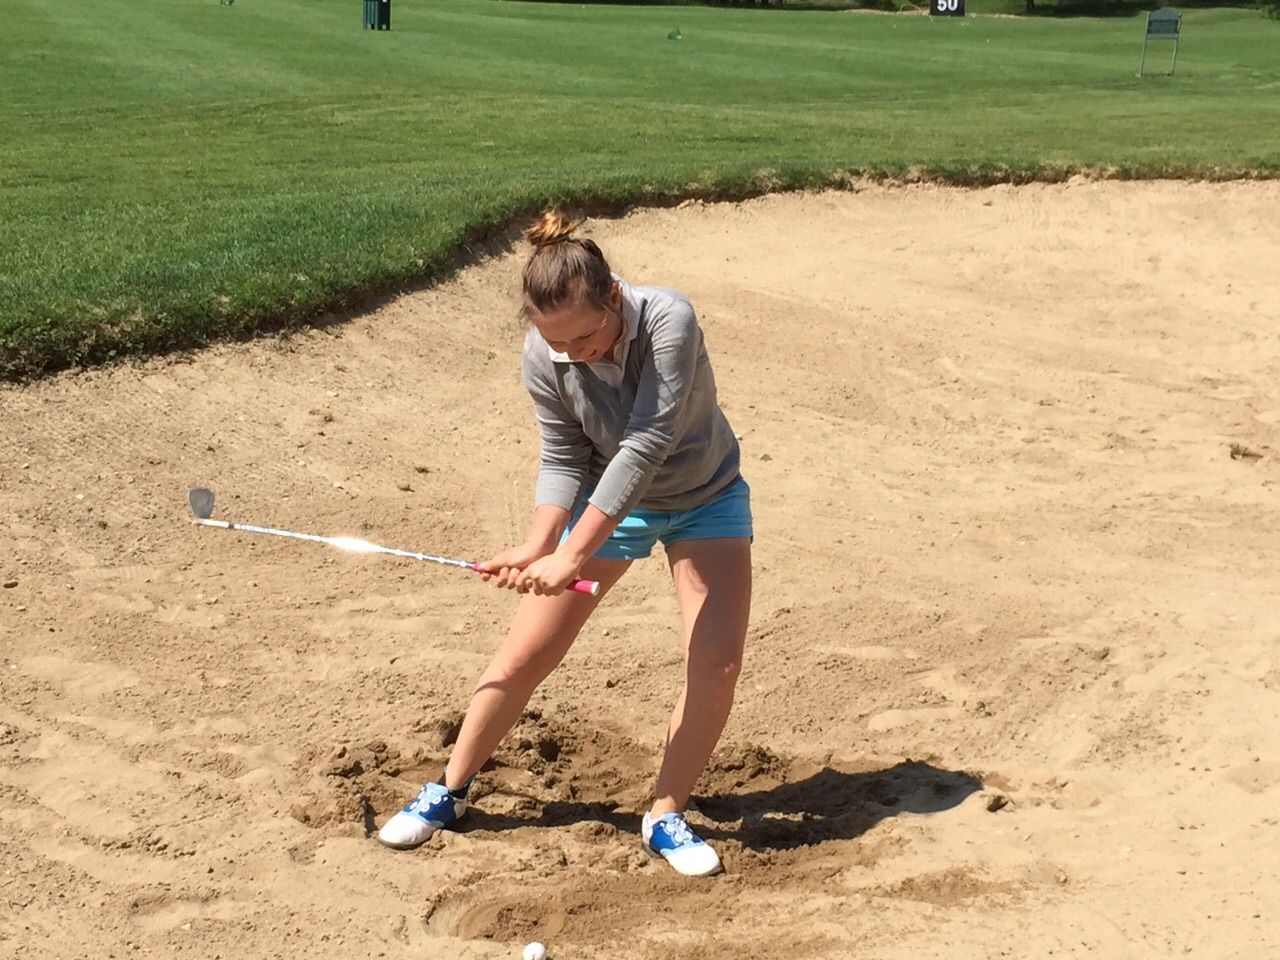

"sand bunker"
[2,181,1278,959]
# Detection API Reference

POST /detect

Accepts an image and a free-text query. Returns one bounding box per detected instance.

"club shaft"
[192,516,599,595]
[196,518,471,567]
[345,541,474,569]
[196,517,336,547]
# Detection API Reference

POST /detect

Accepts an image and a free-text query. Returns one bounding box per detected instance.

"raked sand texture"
[2,182,1279,960]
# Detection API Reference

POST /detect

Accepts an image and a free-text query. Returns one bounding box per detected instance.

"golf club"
[186,487,601,596]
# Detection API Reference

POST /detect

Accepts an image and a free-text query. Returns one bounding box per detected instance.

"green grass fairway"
[2,0,1277,379]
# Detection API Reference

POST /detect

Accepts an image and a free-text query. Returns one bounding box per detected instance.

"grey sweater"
[521,279,741,519]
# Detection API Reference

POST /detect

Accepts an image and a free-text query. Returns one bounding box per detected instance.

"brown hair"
[521,210,614,320]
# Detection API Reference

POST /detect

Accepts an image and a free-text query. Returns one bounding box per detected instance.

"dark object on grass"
[364,0,391,31]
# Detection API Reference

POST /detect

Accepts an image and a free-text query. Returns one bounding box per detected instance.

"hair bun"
[525,209,580,249]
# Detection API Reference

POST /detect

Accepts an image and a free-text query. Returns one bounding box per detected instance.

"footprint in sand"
[1224,761,1280,795]
[128,890,247,934]
[20,654,139,700]
[72,564,164,615]
[87,591,156,615]
[7,732,166,839]
[914,664,974,702]
[29,835,184,886]
[153,603,227,629]
[310,593,450,641]
[813,644,920,661]
[867,706,963,733]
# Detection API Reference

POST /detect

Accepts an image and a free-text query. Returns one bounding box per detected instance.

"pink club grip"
[470,564,600,597]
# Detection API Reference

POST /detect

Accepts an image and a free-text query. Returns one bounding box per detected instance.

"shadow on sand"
[460,760,981,851]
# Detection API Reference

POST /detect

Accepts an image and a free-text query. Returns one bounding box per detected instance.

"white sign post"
[1137,7,1182,78]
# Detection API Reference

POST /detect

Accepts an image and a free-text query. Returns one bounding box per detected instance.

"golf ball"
[523,943,548,960]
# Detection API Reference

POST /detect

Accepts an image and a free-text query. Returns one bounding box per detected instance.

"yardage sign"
[1137,7,1181,76]
[931,0,964,15]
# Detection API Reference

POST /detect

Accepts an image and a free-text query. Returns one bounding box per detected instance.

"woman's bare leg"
[650,538,751,816]
[443,557,632,789]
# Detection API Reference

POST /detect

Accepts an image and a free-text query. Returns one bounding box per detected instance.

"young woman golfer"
[377,210,752,877]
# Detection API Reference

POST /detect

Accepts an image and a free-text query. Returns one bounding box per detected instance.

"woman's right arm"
[476,504,571,587]
[477,355,590,587]
[524,358,593,515]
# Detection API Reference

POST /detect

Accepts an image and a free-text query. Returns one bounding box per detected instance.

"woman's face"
[533,282,624,363]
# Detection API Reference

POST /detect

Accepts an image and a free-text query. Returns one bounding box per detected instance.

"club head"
[187,487,216,520]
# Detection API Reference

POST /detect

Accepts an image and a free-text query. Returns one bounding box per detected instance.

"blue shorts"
[562,477,753,562]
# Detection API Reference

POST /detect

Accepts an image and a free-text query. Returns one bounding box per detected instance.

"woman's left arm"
[514,503,619,596]
[590,303,701,518]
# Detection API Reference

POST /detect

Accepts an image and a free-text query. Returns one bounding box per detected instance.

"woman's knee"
[690,643,743,690]
[479,645,559,692]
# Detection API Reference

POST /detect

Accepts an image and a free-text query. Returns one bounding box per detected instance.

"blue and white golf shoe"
[377,782,467,850]
[642,811,723,877]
